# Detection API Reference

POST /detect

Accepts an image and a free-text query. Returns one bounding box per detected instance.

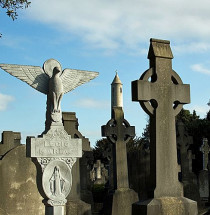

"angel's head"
[53,66,61,75]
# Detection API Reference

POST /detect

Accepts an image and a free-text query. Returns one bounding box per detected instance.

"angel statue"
[0,59,99,131]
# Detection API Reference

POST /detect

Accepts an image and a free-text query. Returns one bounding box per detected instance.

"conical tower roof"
[111,72,122,84]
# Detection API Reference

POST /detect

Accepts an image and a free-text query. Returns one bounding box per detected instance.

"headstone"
[199,138,210,200]
[176,121,201,205]
[62,112,92,215]
[0,58,98,215]
[132,38,197,215]
[127,147,150,201]
[102,106,139,215]
[0,143,45,215]
[0,131,21,159]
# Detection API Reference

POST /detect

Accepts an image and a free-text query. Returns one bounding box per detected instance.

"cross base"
[104,188,138,215]
[132,197,197,215]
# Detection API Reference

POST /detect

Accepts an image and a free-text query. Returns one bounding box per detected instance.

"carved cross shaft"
[200,138,210,170]
[102,107,135,189]
[132,39,190,198]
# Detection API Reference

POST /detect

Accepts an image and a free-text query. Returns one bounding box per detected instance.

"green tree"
[176,108,210,174]
[93,138,110,164]
[0,0,31,37]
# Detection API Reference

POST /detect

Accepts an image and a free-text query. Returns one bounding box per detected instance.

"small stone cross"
[132,39,190,198]
[200,138,210,170]
[102,106,135,189]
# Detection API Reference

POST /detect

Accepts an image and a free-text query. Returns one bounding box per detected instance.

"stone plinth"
[132,197,197,215]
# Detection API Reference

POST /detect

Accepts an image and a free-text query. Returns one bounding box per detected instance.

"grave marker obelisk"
[132,39,197,215]
[0,59,98,215]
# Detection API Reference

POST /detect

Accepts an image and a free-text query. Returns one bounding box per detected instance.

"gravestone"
[127,147,150,201]
[0,135,45,215]
[102,106,139,215]
[0,131,21,159]
[0,58,98,215]
[176,121,200,206]
[199,138,210,200]
[132,38,197,215]
[62,112,92,215]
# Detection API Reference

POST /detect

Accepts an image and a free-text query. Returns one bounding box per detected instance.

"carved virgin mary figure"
[50,166,65,198]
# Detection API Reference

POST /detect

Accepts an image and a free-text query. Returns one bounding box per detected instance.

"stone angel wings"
[0,59,99,125]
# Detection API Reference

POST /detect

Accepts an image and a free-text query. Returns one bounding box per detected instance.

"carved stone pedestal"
[27,125,82,215]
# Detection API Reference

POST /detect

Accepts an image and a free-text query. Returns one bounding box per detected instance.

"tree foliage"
[0,0,31,37]
[93,138,110,164]
[176,108,210,174]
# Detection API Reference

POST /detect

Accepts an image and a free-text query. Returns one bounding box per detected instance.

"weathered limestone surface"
[132,38,198,214]
[0,144,45,215]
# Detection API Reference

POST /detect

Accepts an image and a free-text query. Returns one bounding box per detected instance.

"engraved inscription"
[30,127,82,158]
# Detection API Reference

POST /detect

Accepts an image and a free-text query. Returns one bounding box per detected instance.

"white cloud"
[74,98,109,109]
[173,42,210,54]
[188,105,209,118]
[0,93,14,111]
[191,64,210,75]
[26,0,210,52]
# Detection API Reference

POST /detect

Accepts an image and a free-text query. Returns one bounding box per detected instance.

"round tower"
[111,72,123,111]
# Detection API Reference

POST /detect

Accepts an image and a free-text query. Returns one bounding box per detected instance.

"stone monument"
[199,138,210,200]
[0,59,98,215]
[176,121,200,205]
[62,112,92,215]
[132,38,197,215]
[102,73,138,215]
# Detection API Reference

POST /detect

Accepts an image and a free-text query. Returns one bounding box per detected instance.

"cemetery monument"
[102,73,138,215]
[0,59,98,215]
[132,38,198,215]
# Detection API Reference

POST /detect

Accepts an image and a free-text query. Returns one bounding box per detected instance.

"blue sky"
[0,0,210,146]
